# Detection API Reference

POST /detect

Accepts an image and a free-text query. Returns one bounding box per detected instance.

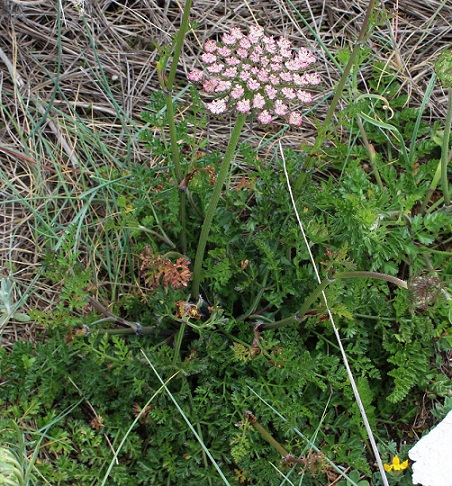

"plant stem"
[81,327,157,336]
[312,0,377,152]
[160,0,193,178]
[246,414,289,458]
[262,278,330,330]
[420,89,452,212]
[334,271,408,289]
[165,94,183,182]
[166,0,193,90]
[295,1,377,192]
[164,93,187,252]
[191,114,247,300]
[161,0,193,253]
[262,270,407,330]
[173,321,186,365]
[357,115,384,190]
[420,160,442,214]
[441,89,452,206]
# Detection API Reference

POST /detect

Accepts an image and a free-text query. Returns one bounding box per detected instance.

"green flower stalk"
[243,411,289,457]
[262,271,408,330]
[190,114,247,299]
[434,49,452,207]
[188,25,321,299]
[166,0,193,90]
[155,0,193,252]
[302,0,377,190]
[420,51,452,212]
[317,0,376,136]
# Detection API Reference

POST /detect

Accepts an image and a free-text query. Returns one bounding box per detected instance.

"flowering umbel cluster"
[140,246,191,290]
[188,26,321,126]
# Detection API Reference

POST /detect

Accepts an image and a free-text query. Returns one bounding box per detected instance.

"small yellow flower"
[384,455,409,472]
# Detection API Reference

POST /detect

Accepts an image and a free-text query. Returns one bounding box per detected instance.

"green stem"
[420,89,452,212]
[159,0,192,254]
[236,270,270,322]
[166,0,193,90]
[295,1,376,191]
[262,278,330,330]
[77,326,157,336]
[357,115,384,190]
[353,313,398,322]
[162,0,192,178]
[420,161,442,213]
[245,413,289,457]
[321,0,376,133]
[420,89,452,214]
[165,94,183,182]
[191,114,247,300]
[441,89,452,206]
[335,271,408,289]
[164,93,187,252]
[312,0,377,153]
[179,194,188,254]
[262,270,407,331]
[162,0,195,361]
[173,321,186,365]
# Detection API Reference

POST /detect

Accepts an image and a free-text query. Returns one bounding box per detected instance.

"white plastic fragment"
[409,410,452,485]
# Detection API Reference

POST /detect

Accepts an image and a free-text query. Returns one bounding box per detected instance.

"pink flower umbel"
[188,25,320,126]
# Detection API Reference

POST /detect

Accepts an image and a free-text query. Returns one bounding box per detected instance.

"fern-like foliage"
[384,340,430,404]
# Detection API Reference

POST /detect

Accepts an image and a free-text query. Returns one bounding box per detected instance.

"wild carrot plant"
[186,25,321,299]
[1,1,452,485]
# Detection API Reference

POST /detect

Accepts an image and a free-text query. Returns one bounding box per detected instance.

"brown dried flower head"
[407,273,442,311]
[140,246,191,290]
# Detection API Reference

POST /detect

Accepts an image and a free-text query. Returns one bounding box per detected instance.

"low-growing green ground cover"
[1,0,452,484]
